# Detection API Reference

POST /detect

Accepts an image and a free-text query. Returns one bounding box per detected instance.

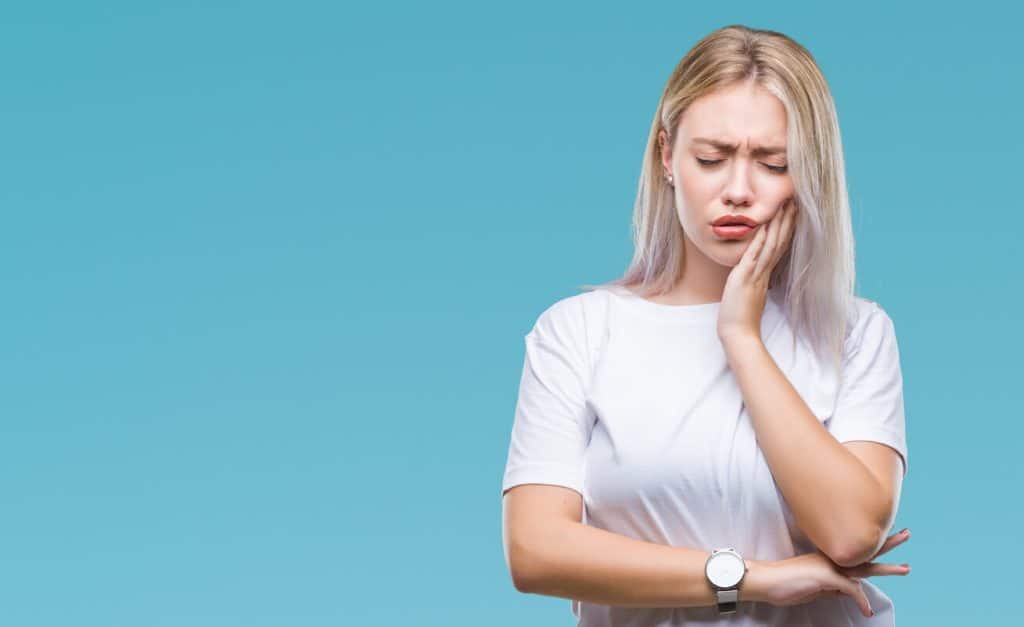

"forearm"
[722,335,887,560]
[514,519,772,607]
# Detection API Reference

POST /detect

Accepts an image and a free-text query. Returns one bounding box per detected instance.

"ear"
[658,129,673,175]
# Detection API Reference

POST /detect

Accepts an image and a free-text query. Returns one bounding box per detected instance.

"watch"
[705,547,748,615]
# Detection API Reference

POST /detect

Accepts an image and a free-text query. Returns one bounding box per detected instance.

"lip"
[712,214,758,227]
[712,224,754,239]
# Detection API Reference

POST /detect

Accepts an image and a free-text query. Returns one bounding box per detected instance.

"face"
[659,80,795,268]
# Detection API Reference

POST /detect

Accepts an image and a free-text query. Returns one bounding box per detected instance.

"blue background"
[2,1,1019,625]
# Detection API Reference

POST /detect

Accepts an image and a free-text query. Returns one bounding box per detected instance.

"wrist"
[720,332,764,358]
[720,333,770,366]
[739,559,776,603]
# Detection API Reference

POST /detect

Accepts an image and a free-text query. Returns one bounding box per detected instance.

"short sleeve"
[501,297,597,498]
[826,302,909,477]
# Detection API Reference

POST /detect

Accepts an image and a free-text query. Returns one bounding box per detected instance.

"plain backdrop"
[2,1,1020,625]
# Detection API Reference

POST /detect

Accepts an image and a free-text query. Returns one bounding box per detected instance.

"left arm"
[717,201,905,567]
[722,334,898,567]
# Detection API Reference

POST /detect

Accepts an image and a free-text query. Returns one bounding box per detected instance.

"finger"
[834,577,873,618]
[780,202,797,255]
[841,560,912,579]
[742,222,768,272]
[753,210,781,280]
[873,529,911,558]
[773,202,796,266]
[842,561,911,578]
[761,201,795,282]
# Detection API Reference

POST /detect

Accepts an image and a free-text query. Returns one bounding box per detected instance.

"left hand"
[743,528,911,616]
[717,199,797,344]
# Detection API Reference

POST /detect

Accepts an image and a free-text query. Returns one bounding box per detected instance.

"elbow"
[826,524,886,568]
[501,485,581,594]
[505,534,546,593]
[511,567,537,594]
[825,492,897,568]
[506,524,572,593]
[508,549,536,593]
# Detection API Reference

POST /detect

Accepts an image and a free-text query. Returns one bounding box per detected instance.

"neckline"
[596,284,782,324]
[597,284,721,323]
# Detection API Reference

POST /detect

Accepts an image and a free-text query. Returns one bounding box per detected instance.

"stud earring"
[665,173,674,186]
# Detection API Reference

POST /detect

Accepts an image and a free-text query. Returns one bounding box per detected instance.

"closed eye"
[695,158,787,174]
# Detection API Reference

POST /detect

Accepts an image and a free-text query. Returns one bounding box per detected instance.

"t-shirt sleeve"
[501,297,596,498]
[826,302,909,477]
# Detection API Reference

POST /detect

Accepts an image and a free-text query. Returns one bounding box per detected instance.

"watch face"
[706,552,744,588]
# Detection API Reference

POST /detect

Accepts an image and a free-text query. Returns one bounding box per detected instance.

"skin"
[656,77,795,309]
[746,528,912,616]
[655,79,909,616]
[503,482,911,615]
[501,79,910,619]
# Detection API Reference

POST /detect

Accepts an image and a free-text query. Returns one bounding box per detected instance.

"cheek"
[769,177,795,203]
[676,171,717,211]
[678,166,716,194]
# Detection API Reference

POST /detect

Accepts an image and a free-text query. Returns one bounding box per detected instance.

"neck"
[655,233,733,305]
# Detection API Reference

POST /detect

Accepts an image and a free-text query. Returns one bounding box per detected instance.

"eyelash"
[696,157,788,174]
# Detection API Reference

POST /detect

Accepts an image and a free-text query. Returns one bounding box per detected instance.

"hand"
[743,529,912,618]
[717,199,797,344]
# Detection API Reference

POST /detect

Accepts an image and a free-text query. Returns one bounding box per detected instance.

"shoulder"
[526,289,613,376]
[529,288,612,342]
[844,296,899,355]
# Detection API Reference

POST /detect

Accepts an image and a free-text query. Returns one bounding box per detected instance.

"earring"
[666,173,674,186]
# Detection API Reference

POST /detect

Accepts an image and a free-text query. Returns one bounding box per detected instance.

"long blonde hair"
[584,24,858,374]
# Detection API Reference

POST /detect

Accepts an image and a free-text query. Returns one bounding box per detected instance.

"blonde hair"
[583,24,858,374]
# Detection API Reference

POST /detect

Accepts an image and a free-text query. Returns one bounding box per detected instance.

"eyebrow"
[691,137,787,157]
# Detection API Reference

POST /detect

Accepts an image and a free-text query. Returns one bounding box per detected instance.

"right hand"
[746,529,912,618]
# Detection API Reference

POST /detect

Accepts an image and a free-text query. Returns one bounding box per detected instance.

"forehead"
[677,82,788,146]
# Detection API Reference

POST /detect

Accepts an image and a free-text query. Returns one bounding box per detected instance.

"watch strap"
[715,588,738,614]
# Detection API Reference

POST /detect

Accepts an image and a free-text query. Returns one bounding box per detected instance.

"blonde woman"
[500,24,911,626]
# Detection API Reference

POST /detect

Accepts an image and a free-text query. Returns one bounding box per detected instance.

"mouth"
[711,214,758,228]
[711,214,759,239]
[711,224,755,239]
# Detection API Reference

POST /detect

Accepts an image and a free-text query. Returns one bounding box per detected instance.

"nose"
[722,160,754,208]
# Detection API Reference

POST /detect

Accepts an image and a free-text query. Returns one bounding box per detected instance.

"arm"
[721,335,893,567]
[502,483,774,607]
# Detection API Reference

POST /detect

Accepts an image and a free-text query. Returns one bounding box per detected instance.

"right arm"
[502,483,909,617]
[501,300,905,615]
[501,483,772,608]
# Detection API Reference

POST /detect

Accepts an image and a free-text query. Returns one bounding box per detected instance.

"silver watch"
[705,547,748,615]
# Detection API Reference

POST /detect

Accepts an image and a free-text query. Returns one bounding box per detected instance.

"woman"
[500,24,911,626]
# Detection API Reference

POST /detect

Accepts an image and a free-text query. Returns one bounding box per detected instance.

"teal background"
[2,1,1018,625]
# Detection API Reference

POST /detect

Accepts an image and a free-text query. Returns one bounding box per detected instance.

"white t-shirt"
[501,284,909,627]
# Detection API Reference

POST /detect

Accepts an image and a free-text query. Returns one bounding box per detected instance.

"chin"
[705,243,747,267]
[708,252,742,268]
